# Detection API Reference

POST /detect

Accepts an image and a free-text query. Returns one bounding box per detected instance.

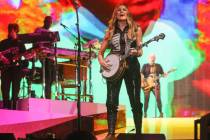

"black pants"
[1,68,22,109]
[144,84,162,116]
[106,64,143,134]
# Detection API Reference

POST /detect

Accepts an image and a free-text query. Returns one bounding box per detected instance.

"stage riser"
[0,98,126,139]
[0,116,76,139]
[17,98,109,116]
[0,109,74,125]
[0,102,2,109]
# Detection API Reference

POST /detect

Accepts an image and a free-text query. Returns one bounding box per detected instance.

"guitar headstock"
[142,33,165,47]
[153,33,165,41]
[167,67,177,73]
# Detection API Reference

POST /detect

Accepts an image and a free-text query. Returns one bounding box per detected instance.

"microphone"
[72,0,79,8]
[60,23,69,29]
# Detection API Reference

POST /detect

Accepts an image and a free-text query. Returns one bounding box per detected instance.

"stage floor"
[96,117,199,140]
[0,98,200,140]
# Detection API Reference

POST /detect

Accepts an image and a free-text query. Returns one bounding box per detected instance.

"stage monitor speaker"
[0,133,15,140]
[27,116,94,140]
[117,133,166,140]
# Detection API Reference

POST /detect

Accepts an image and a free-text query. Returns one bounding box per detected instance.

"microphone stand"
[73,1,82,131]
[60,24,79,44]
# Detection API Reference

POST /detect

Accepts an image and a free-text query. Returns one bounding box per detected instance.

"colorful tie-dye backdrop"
[0,0,210,117]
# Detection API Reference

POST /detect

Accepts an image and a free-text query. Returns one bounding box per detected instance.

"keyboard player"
[33,16,55,99]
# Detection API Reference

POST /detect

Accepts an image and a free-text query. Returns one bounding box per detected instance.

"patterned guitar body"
[101,54,127,81]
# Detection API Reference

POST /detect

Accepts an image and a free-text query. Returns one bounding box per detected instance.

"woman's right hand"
[100,59,111,71]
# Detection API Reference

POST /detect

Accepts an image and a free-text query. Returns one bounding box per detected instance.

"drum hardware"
[16,31,97,102]
[19,76,29,99]
[19,68,34,99]
[82,38,100,99]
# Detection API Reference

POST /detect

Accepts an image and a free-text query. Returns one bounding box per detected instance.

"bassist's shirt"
[141,63,164,84]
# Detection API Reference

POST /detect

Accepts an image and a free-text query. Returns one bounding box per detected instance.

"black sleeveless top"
[109,25,140,69]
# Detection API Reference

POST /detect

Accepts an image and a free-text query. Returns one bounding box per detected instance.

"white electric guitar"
[141,68,177,92]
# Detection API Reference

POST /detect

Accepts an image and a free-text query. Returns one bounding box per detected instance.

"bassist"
[141,53,167,118]
[0,23,28,109]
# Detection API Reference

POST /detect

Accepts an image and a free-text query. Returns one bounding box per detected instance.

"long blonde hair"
[106,4,138,41]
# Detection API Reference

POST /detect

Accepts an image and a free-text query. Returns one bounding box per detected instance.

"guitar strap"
[124,34,128,54]
[149,64,159,84]
[150,64,157,74]
[124,34,133,56]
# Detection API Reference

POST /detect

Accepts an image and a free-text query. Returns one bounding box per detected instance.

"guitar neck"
[1,48,18,55]
[120,39,155,60]
[142,39,154,48]
[154,70,175,80]
[119,33,165,61]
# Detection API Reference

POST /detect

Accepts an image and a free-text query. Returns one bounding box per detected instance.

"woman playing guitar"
[98,4,143,139]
